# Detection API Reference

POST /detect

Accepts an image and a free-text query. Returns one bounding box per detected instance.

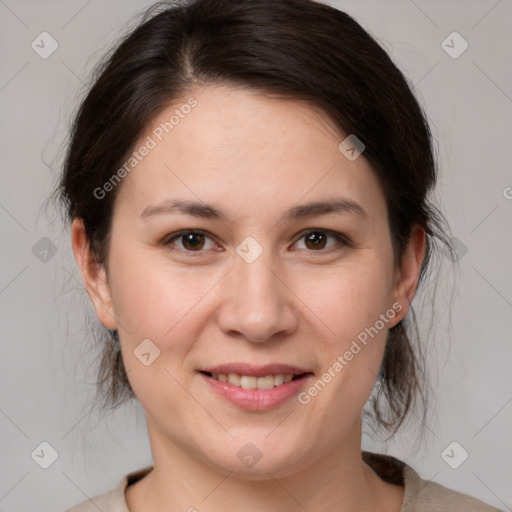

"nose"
[217,247,298,343]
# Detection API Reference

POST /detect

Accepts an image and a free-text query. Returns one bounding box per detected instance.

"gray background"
[0,0,511,510]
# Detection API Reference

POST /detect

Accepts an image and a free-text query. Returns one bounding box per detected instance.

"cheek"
[109,254,208,412]
[108,245,212,339]
[299,260,394,344]
[297,255,395,405]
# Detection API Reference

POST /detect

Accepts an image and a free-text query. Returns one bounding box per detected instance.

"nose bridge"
[239,248,278,304]
[218,241,296,342]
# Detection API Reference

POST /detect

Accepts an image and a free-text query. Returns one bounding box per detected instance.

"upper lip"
[200,363,312,377]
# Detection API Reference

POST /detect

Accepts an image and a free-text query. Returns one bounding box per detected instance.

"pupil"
[184,233,204,250]
[306,232,326,250]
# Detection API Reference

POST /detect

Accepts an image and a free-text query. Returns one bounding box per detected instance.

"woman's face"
[73,84,423,478]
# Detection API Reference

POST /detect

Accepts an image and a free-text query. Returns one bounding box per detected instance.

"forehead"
[113,84,387,224]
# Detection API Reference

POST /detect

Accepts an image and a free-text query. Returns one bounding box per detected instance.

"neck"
[127,417,403,512]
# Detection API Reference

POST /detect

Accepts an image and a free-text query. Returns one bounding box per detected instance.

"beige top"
[63,451,502,512]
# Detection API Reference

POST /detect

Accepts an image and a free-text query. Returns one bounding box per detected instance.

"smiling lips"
[199,363,313,410]
[208,372,295,389]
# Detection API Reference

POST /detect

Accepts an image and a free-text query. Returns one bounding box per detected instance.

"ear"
[71,218,117,330]
[388,224,426,328]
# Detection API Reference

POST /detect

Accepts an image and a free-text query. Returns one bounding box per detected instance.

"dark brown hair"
[51,0,456,437]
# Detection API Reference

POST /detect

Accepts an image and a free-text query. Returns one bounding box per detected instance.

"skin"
[72,84,425,512]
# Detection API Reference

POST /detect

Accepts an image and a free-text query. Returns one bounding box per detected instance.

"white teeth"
[240,376,257,389]
[227,373,241,386]
[211,373,296,389]
[256,375,275,390]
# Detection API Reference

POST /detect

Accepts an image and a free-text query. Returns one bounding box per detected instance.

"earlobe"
[71,218,117,330]
[390,225,426,327]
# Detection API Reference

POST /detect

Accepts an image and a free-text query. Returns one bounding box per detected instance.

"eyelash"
[162,229,350,256]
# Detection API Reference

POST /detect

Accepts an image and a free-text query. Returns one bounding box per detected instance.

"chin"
[199,435,313,480]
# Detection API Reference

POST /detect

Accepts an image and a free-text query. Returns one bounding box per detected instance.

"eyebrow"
[140,197,368,222]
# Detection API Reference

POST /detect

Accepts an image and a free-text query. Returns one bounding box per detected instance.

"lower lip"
[199,372,313,411]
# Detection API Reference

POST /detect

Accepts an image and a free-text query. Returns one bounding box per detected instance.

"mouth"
[198,363,314,410]
[199,371,310,390]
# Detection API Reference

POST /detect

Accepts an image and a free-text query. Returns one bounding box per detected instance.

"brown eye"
[164,230,216,253]
[293,229,349,253]
[304,231,328,250]
[181,232,205,251]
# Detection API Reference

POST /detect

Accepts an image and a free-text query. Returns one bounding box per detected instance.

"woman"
[55,0,501,510]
